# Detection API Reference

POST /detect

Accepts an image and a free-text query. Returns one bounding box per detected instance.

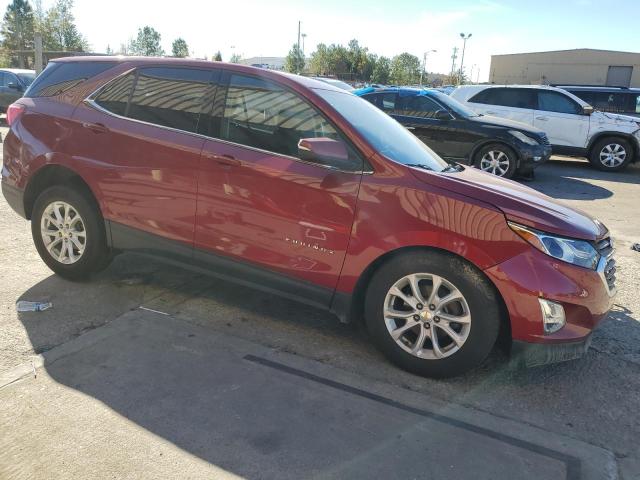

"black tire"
[364,250,501,378]
[31,185,112,280]
[589,137,633,172]
[473,143,518,179]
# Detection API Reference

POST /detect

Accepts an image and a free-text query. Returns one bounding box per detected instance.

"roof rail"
[551,84,630,90]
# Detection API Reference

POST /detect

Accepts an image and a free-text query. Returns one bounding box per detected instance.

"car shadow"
[11,253,640,472]
[527,157,640,200]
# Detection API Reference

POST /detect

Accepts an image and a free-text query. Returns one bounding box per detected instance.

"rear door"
[467,87,536,125]
[195,71,363,300]
[73,66,214,248]
[534,90,589,147]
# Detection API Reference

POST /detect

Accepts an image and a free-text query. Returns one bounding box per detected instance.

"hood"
[409,166,607,241]
[468,114,545,134]
[592,110,640,127]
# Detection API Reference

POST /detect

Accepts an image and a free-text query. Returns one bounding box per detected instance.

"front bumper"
[517,143,552,171]
[511,335,592,367]
[484,246,615,365]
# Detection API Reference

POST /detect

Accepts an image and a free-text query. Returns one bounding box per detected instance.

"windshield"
[314,88,448,171]
[17,72,35,85]
[429,90,480,117]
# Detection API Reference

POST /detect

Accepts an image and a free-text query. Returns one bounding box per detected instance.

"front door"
[534,90,589,148]
[72,66,214,247]
[194,72,362,301]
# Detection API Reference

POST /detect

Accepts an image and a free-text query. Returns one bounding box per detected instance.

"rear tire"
[364,251,501,378]
[474,143,518,179]
[589,137,633,171]
[31,185,112,280]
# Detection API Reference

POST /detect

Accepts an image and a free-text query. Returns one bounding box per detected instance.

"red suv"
[1,57,617,377]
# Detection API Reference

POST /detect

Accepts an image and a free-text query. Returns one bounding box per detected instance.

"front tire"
[589,137,633,171]
[364,251,501,378]
[474,143,518,179]
[31,185,111,280]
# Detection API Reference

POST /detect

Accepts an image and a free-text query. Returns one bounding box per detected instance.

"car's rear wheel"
[589,137,633,171]
[474,143,518,178]
[364,251,501,378]
[31,185,112,280]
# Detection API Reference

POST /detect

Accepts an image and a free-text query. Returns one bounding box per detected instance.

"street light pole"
[301,33,307,55]
[420,49,436,87]
[458,32,472,85]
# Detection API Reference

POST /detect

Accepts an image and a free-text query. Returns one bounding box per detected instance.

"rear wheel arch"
[341,246,510,343]
[24,164,101,220]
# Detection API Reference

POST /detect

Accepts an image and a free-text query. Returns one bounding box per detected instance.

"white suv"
[451,85,640,171]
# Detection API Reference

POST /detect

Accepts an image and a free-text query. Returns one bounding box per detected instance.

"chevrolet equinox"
[1,57,617,377]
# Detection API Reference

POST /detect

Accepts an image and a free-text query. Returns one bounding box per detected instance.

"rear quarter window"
[25,61,117,98]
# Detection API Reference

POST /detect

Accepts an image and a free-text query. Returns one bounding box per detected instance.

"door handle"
[536,116,549,121]
[82,122,109,134]
[405,126,416,130]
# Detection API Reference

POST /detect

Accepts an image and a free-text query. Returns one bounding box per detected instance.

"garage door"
[606,66,633,87]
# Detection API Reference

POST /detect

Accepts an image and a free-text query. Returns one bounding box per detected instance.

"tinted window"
[127,67,212,133]
[25,61,117,98]
[17,72,35,86]
[537,91,581,114]
[362,92,396,110]
[314,88,447,171]
[395,94,443,118]
[0,72,6,87]
[569,90,638,115]
[470,88,536,109]
[93,72,136,116]
[1,72,17,87]
[221,74,340,159]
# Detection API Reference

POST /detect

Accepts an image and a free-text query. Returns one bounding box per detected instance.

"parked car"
[2,57,616,377]
[355,86,551,178]
[311,77,354,91]
[451,84,640,171]
[0,68,35,112]
[554,85,640,118]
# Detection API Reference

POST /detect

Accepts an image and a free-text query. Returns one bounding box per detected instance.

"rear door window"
[361,92,397,111]
[537,91,582,114]
[219,73,340,158]
[93,72,136,116]
[127,67,213,133]
[395,94,443,118]
[25,61,117,98]
[471,88,536,109]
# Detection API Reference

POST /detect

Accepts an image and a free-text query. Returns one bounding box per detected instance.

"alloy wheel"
[480,150,511,176]
[40,201,87,264]
[383,273,471,360]
[599,143,626,168]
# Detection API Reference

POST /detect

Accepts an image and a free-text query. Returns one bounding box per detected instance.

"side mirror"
[434,109,452,121]
[7,82,20,91]
[583,105,594,115]
[298,137,353,171]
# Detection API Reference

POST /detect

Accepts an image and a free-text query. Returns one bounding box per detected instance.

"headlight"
[509,130,539,146]
[508,222,600,270]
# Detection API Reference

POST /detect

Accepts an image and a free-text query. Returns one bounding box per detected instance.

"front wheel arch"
[587,133,638,163]
[341,246,511,347]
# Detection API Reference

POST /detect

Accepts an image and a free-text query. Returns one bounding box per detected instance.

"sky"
[2,0,639,82]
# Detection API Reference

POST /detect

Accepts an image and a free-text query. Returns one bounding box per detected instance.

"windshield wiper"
[405,164,433,171]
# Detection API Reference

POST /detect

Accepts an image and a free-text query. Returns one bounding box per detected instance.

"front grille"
[596,237,616,291]
[539,133,551,146]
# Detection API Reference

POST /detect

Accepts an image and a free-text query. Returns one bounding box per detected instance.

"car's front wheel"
[474,143,518,178]
[589,137,633,171]
[364,251,501,378]
[31,185,112,280]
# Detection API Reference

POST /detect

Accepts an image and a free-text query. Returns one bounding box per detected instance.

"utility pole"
[458,33,472,85]
[450,47,458,83]
[297,21,301,74]
[419,49,436,87]
[301,33,307,55]
[34,32,43,74]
